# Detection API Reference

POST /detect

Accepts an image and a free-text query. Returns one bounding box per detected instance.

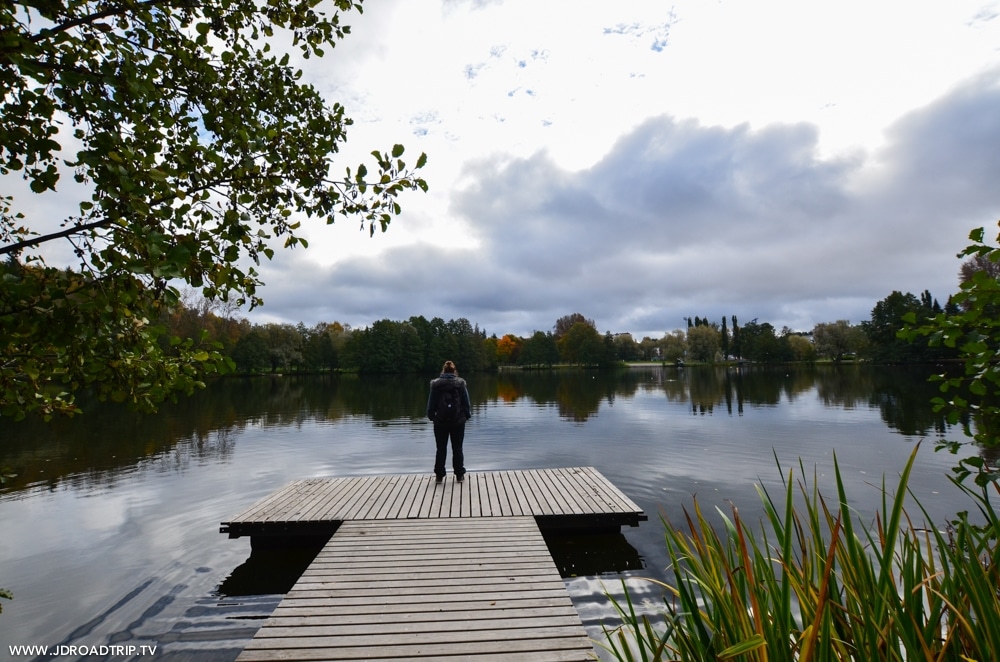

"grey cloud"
[876,70,1000,218]
[250,68,1000,339]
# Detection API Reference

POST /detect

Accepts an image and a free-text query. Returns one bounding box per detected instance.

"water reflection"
[0,365,956,498]
[219,546,326,597]
[0,365,976,660]
[543,532,644,578]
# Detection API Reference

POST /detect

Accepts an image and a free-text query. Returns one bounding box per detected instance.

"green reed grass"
[598,445,1000,661]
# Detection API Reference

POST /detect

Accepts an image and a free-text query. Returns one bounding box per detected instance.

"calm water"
[0,365,981,660]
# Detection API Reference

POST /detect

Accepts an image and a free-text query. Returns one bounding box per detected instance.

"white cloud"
[9,0,1000,340]
[254,57,1000,338]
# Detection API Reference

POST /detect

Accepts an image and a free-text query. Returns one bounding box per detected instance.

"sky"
[237,0,1000,340]
[16,0,1000,340]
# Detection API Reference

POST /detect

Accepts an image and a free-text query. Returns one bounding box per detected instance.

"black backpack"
[435,381,462,423]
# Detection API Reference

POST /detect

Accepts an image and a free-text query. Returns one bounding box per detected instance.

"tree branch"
[0,218,111,256]
[29,0,183,44]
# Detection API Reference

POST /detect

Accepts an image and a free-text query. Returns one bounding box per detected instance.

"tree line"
[153,287,962,376]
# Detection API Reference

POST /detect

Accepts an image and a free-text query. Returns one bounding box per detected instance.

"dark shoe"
[456,473,465,483]
[435,475,444,483]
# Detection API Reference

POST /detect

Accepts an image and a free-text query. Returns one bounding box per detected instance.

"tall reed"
[599,446,1000,661]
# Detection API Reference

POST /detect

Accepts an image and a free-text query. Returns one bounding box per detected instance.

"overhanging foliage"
[0,0,427,419]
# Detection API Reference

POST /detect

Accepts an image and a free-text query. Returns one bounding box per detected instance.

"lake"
[0,364,980,660]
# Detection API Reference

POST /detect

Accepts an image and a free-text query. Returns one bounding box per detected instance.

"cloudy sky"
[29,0,1000,340]
[240,0,1000,340]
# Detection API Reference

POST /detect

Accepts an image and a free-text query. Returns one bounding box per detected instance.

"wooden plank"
[469,471,485,517]
[346,475,385,520]
[550,468,595,515]
[324,476,371,520]
[414,476,439,519]
[498,470,526,516]
[262,606,582,628]
[448,476,464,517]
[580,466,642,513]
[254,614,580,643]
[520,469,557,516]
[239,647,593,662]
[486,471,504,516]
[256,480,325,523]
[225,480,306,524]
[383,473,421,519]
[223,467,646,534]
[404,475,433,518]
[368,474,409,520]
[492,471,514,516]
[237,517,594,661]
[511,470,544,515]
[307,476,365,521]
[243,627,592,649]
[295,478,357,522]
[271,596,576,618]
[230,479,322,524]
[538,468,576,514]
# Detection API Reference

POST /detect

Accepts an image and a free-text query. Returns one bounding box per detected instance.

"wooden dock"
[236,517,595,661]
[224,467,646,661]
[222,466,646,540]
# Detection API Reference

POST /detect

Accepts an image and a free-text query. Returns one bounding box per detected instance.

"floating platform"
[221,466,646,540]
[224,467,646,661]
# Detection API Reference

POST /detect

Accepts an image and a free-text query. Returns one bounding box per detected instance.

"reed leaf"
[600,444,1000,662]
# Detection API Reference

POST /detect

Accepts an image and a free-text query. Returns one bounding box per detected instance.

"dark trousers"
[433,420,466,478]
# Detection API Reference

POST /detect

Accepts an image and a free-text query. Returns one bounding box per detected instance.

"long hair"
[442,360,458,375]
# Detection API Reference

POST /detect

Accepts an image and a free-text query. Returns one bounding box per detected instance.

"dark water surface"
[0,365,977,659]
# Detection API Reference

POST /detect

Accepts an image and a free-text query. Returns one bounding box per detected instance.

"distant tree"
[731,315,742,360]
[300,323,334,371]
[661,330,687,362]
[686,324,720,363]
[521,331,560,367]
[612,333,641,361]
[553,313,595,339]
[261,323,303,373]
[481,334,499,370]
[720,316,730,359]
[496,334,522,365]
[739,320,786,362]
[232,327,269,373]
[0,0,428,419]
[639,336,662,361]
[786,334,816,362]
[575,329,610,366]
[558,322,603,365]
[813,320,858,362]
[959,253,1000,285]
[862,291,942,363]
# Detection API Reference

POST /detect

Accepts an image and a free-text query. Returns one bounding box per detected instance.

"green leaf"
[0,0,426,420]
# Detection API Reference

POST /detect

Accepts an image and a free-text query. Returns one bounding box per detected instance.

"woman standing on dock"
[426,360,471,483]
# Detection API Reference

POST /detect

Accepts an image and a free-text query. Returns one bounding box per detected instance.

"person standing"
[426,360,471,483]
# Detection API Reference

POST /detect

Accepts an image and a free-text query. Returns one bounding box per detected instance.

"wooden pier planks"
[236,517,596,661]
[221,467,645,538]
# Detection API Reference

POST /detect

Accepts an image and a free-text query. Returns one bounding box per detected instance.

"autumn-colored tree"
[496,334,522,365]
